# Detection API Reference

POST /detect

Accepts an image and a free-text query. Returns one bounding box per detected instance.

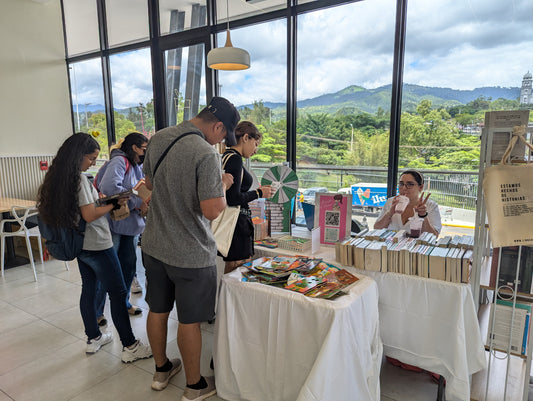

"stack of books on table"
[241,256,359,299]
[335,230,474,283]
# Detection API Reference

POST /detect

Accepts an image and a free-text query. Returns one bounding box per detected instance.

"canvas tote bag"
[483,125,533,247]
[211,152,242,257]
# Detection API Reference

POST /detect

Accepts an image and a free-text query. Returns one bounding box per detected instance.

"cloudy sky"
[71,0,533,109]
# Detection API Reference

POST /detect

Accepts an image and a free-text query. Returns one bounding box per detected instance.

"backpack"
[93,156,131,193]
[37,217,86,261]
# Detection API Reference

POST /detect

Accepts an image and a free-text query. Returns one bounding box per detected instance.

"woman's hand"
[415,192,431,217]
[139,200,149,214]
[390,195,400,214]
[259,185,272,198]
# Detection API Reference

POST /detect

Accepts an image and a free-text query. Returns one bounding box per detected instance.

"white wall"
[0,0,72,156]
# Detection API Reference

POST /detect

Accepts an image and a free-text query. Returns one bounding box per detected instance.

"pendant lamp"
[207,0,250,70]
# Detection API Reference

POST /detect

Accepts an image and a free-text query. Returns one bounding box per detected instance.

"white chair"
[0,205,43,281]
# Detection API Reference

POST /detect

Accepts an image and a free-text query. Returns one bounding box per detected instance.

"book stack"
[334,232,474,283]
[241,256,359,300]
[252,217,269,240]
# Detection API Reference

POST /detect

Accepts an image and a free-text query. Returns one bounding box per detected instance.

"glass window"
[296,0,395,197]
[164,43,207,126]
[401,0,533,233]
[109,48,154,142]
[159,0,207,35]
[216,19,287,179]
[106,0,150,47]
[62,0,100,56]
[69,59,108,156]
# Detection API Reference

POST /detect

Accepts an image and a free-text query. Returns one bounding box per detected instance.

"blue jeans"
[77,247,136,347]
[95,234,137,316]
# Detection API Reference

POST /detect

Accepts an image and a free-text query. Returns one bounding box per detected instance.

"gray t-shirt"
[78,174,113,250]
[142,121,224,268]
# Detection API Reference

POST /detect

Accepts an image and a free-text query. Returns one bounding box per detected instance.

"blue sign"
[351,184,388,208]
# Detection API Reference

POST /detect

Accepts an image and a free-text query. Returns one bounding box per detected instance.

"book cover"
[284,275,324,293]
[486,110,530,163]
[487,303,528,355]
[133,178,152,202]
[496,299,533,355]
[94,189,133,207]
[314,193,352,245]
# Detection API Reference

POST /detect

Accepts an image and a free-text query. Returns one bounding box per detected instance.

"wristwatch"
[418,212,428,218]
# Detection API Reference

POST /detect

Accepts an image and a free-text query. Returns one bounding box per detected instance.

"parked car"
[302,187,328,204]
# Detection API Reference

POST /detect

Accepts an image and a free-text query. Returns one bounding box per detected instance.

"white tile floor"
[0,250,443,401]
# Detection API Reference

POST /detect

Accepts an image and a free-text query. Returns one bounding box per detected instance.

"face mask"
[138,154,145,164]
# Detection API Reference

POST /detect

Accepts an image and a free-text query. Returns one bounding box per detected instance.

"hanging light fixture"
[207,0,250,70]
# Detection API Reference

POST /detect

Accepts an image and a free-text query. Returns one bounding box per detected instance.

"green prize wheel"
[261,166,299,203]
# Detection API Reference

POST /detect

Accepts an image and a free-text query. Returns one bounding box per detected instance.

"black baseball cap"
[205,97,240,146]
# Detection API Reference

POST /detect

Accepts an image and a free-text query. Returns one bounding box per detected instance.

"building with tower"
[520,71,532,104]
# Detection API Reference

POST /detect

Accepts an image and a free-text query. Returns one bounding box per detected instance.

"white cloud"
[71,0,533,108]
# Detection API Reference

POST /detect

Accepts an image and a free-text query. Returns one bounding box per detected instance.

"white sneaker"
[86,332,113,354]
[121,339,152,363]
[131,277,142,294]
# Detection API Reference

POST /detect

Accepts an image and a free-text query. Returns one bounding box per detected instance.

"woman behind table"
[222,121,272,274]
[374,169,441,236]
[37,133,152,361]
[95,133,148,323]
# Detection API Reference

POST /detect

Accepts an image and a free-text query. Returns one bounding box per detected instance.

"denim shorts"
[142,252,216,324]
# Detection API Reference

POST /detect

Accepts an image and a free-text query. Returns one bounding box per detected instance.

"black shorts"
[142,252,216,324]
[223,213,254,262]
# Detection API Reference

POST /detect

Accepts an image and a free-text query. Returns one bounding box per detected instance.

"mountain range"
[257,84,521,116]
[75,83,521,116]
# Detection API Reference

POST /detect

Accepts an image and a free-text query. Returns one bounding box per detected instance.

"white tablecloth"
[214,268,382,401]
[357,269,486,401]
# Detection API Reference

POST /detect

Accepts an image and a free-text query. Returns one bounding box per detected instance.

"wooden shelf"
[484,345,527,360]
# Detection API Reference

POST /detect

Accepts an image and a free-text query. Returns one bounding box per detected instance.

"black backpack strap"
[152,132,201,178]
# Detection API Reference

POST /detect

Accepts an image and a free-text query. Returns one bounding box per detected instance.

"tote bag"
[211,152,242,257]
[483,125,533,247]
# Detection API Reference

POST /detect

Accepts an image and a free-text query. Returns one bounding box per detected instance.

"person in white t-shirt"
[374,169,441,236]
[37,132,152,362]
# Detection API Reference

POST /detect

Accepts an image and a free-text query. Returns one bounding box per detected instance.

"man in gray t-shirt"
[141,97,237,398]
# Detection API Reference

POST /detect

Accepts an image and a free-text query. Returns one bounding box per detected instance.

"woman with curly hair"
[37,133,152,362]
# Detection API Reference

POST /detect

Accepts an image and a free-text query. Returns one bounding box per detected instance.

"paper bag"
[110,203,130,221]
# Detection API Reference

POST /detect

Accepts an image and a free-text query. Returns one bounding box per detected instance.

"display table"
[357,269,486,401]
[253,245,486,401]
[213,268,382,401]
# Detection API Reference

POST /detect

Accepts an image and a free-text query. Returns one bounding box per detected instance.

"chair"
[1,206,43,281]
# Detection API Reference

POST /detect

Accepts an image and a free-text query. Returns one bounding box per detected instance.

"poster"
[314,193,352,245]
